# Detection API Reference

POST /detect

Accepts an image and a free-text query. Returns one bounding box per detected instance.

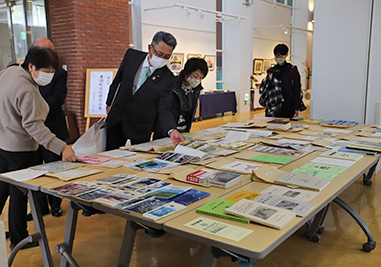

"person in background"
[170,57,208,133]
[0,46,77,250]
[24,38,69,221]
[259,43,301,118]
[105,31,185,149]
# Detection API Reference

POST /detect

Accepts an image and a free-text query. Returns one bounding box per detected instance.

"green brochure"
[250,154,295,165]
[299,162,348,174]
[292,168,338,181]
[196,198,250,224]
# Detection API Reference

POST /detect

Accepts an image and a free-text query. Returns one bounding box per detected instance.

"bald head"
[32,38,55,50]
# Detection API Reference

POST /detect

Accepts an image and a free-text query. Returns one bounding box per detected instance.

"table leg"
[362,160,378,186]
[201,247,257,267]
[333,197,376,252]
[58,201,80,267]
[201,246,217,267]
[28,190,54,267]
[305,204,330,242]
[117,220,140,267]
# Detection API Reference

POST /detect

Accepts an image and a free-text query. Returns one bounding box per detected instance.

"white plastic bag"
[72,119,107,157]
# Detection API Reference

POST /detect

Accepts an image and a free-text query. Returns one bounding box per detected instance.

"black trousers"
[35,145,62,212]
[106,121,128,151]
[0,149,37,245]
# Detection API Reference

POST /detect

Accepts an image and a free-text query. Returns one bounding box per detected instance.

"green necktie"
[139,66,151,87]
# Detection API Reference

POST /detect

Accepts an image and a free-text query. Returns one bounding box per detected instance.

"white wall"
[136,0,312,115]
[140,0,217,91]
[311,0,372,122]
[251,1,291,110]
[252,0,291,84]
[366,0,381,124]
[292,0,309,90]
[223,1,254,114]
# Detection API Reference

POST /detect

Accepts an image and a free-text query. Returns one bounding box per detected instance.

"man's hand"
[62,145,77,162]
[106,105,110,114]
[169,130,185,146]
[294,110,299,117]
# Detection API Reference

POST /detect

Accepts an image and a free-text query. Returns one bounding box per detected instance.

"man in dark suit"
[27,38,69,219]
[106,31,185,149]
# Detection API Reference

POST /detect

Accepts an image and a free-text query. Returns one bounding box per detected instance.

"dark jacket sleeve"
[106,49,130,106]
[155,73,177,135]
[42,69,67,112]
[292,66,301,110]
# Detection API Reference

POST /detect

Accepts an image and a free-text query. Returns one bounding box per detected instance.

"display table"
[198,91,237,118]
[1,122,379,266]
[164,152,378,266]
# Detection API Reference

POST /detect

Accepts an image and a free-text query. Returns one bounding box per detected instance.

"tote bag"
[72,118,107,157]
[72,83,120,156]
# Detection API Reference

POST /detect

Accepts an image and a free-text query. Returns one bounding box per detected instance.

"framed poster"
[187,54,202,60]
[204,55,216,71]
[263,59,272,74]
[84,68,118,118]
[253,59,263,75]
[168,53,184,74]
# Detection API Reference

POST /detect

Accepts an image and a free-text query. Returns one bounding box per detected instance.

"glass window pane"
[28,0,47,41]
[11,1,28,63]
[0,6,12,69]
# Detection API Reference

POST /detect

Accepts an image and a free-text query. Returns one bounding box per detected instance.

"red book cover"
[186,170,211,187]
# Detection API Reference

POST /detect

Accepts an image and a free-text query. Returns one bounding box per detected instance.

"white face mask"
[149,54,169,69]
[187,77,201,88]
[32,67,54,86]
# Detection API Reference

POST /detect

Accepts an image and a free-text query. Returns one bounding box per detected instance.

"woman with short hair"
[0,46,76,250]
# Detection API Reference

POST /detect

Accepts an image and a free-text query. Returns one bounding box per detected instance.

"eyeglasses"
[151,46,171,60]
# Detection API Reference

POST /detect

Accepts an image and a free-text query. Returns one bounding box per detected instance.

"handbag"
[290,65,307,111]
[72,117,107,157]
[72,83,121,156]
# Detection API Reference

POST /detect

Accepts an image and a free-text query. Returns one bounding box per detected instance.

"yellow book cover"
[225,190,261,202]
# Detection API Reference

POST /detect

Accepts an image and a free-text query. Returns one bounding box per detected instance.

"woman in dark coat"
[171,57,208,133]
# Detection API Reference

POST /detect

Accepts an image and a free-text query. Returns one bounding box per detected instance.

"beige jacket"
[0,66,66,155]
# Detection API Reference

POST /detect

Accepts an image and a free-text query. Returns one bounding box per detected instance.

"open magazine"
[174,140,218,162]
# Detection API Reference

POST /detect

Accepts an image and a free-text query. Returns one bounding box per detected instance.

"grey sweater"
[0,66,66,155]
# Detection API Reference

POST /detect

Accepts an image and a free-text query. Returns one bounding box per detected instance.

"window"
[0,0,48,68]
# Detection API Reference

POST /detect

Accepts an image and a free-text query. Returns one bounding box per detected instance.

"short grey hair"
[151,31,177,49]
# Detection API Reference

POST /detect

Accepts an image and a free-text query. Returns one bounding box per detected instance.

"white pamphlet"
[184,216,253,242]
[2,169,47,182]
[219,161,262,174]
[224,131,251,142]
[224,199,296,230]
[310,157,356,168]
[319,151,363,161]
[275,139,311,147]
[244,129,273,138]
[274,172,330,191]
[96,160,125,168]
[260,185,318,202]
[98,149,136,158]
[253,193,315,217]
[359,137,381,144]
[323,129,352,134]
[121,137,172,151]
